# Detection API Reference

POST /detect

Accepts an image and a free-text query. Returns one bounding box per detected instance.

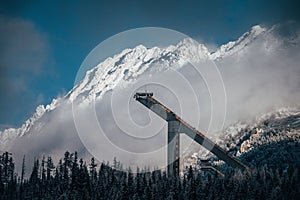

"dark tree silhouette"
[0,151,299,199]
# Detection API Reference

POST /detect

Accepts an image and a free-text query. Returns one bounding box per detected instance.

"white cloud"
[0,17,50,74]
[6,23,300,173]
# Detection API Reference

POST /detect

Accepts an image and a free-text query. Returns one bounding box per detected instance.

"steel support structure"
[134,93,248,176]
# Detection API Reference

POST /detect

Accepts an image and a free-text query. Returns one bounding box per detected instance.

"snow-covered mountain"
[0,24,267,145]
[0,100,60,150]
[181,107,300,170]
[67,38,212,104]
[0,23,299,172]
[210,25,266,60]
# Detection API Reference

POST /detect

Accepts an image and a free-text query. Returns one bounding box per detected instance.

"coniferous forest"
[0,151,299,200]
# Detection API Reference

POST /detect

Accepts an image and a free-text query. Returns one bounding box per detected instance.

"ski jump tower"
[134,92,248,176]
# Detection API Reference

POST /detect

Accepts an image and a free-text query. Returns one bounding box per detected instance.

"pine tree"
[127,166,134,198]
[29,158,39,184]
[71,152,79,190]
[0,160,3,197]
[46,156,55,181]
[89,157,97,184]
[21,155,26,184]
[41,155,46,181]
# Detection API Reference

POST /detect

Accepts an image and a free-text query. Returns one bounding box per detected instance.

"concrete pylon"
[167,120,180,177]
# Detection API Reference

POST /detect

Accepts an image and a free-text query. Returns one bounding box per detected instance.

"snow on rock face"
[1,35,214,150]
[231,108,300,157]
[210,25,266,60]
[0,98,61,150]
[67,37,211,104]
[0,24,289,151]
[0,106,46,150]
[183,107,300,168]
[174,38,210,61]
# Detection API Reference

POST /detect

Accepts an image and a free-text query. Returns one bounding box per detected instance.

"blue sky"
[0,0,299,127]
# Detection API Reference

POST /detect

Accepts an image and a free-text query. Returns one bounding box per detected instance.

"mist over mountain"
[1,22,300,173]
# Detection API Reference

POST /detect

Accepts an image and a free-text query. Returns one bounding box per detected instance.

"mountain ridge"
[181,107,300,170]
[0,24,294,152]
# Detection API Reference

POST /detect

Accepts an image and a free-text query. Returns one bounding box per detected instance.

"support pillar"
[167,120,180,177]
